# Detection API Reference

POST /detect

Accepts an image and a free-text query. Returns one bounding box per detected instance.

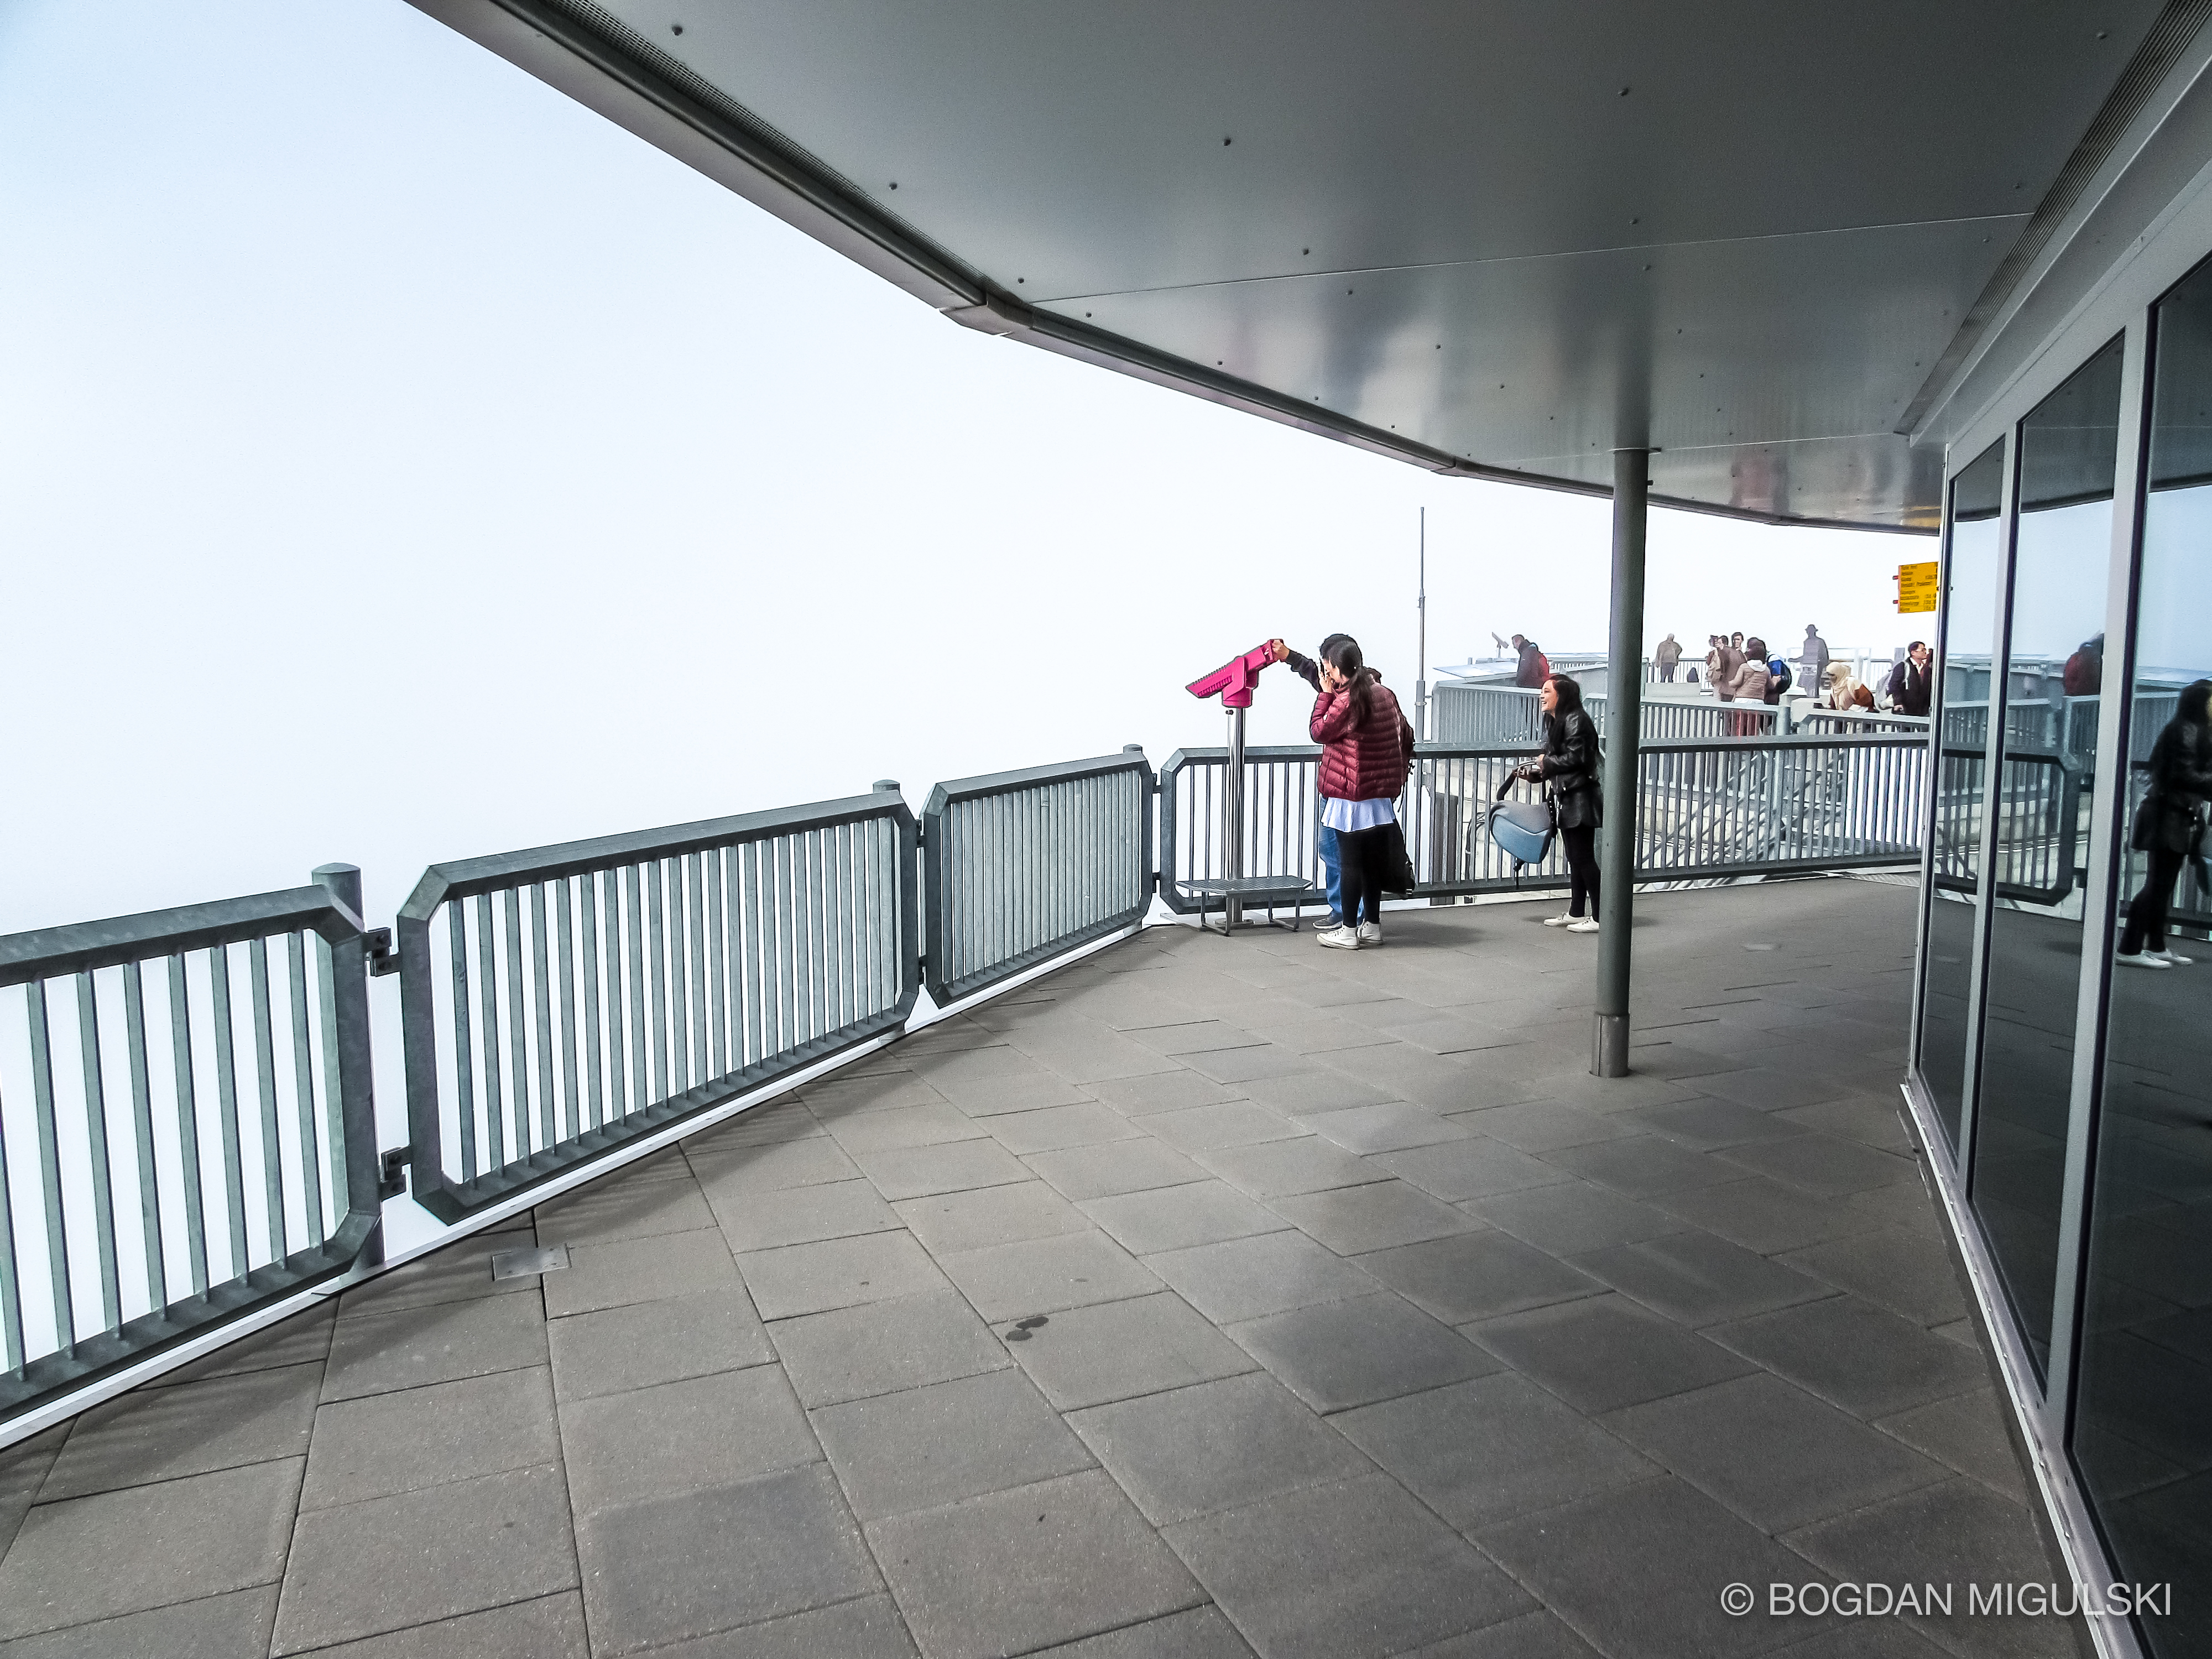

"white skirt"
[1320,796,1397,833]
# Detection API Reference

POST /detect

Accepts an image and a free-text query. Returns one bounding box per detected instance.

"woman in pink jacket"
[1309,638,1413,951]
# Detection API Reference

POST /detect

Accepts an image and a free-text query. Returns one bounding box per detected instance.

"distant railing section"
[0,875,382,1421]
[922,752,1153,1006]
[1433,682,1782,745]
[395,794,917,1223]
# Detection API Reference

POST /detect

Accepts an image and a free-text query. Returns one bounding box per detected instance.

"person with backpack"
[1511,634,1551,690]
[1309,638,1413,950]
[2117,679,2212,969]
[1764,643,1794,705]
[1511,674,1603,933]
[1885,641,1934,716]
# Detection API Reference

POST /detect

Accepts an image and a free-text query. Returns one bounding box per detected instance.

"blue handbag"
[1485,775,1556,872]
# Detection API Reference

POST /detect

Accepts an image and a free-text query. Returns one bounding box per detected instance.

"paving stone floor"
[0,879,2084,1658]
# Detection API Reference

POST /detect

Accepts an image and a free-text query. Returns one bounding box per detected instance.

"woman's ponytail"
[1324,638,1376,722]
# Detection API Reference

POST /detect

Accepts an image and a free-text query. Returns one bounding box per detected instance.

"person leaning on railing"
[2117,678,2212,971]
[1307,638,1413,951]
[1512,674,1604,934]
[1823,661,1875,713]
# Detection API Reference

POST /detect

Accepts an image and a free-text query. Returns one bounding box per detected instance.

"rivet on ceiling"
[1619,85,1630,96]
[888,181,898,190]
[671,22,683,34]
[1223,137,1233,146]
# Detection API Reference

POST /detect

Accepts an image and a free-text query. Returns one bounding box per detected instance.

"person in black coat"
[2118,679,2212,968]
[1513,674,1604,932]
[1885,642,1933,716]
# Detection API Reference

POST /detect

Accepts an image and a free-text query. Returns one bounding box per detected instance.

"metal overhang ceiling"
[413,0,2176,531]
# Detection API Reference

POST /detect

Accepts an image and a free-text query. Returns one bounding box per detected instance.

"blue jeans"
[1319,826,1343,924]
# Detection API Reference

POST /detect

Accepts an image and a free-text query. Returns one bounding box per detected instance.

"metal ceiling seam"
[1901,0,2212,442]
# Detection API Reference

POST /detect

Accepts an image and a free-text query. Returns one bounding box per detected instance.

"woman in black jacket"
[1515,675,1604,933]
[2118,679,2212,968]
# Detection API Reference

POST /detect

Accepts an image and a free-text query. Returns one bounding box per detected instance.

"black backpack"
[1766,658,1792,701]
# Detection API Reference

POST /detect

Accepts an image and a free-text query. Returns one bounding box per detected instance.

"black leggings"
[2121,846,2185,954]
[1561,825,1600,919]
[1335,824,1394,927]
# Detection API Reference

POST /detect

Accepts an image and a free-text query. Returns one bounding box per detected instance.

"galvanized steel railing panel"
[922,753,1154,1006]
[395,792,919,1223]
[0,881,382,1423]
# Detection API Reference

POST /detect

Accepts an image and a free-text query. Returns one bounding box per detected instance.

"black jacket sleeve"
[1282,649,1323,692]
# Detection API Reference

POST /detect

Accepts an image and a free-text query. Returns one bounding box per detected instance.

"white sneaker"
[2147,948,2193,966]
[1357,922,1383,947]
[1542,913,1575,927]
[1567,918,1600,934]
[2116,951,2172,970]
[1316,925,1361,951]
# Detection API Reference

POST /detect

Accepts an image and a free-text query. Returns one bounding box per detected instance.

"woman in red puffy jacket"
[1310,637,1413,950]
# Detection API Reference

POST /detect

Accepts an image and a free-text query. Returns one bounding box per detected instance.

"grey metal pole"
[1224,705,1246,930]
[1593,447,1651,1077]
[1416,507,1428,742]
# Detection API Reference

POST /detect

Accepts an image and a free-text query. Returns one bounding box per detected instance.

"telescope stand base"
[1591,1013,1631,1078]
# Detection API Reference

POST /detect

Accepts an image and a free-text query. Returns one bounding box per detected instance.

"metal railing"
[1159,734,1928,910]
[395,792,917,1223]
[922,752,1154,1005]
[1434,681,1782,744]
[1799,709,1931,735]
[0,872,382,1420]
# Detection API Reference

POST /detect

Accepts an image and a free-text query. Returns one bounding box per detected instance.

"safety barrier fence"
[1433,681,1788,745]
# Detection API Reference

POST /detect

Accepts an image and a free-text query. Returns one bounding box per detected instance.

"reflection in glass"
[1973,336,2124,1378]
[1919,441,2002,1151]
[2075,267,2212,1659]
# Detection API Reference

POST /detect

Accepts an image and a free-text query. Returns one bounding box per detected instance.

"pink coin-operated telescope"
[1186,643,1280,929]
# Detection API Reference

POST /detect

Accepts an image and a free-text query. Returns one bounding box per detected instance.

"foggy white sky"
[1,0,1928,937]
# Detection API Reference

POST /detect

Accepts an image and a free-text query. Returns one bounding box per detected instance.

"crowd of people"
[1647,625,1933,721]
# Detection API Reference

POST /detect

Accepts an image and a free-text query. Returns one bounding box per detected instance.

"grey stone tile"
[154,1302,334,1387]
[337,1226,538,1319]
[687,1134,862,1196]
[542,1228,741,1317]
[574,1464,878,1655]
[1450,1100,1636,1152]
[0,1459,299,1641]
[562,1365,820,1514]
[1357,1229,1605,1324]
[324,1289,549,1402]
[1780,1229,1969,1328]
[1135,1100,1303,1153]
[827,1102,990,1155]
[852,1138,1034,1201]
[1374,1138,1574,1201]
[303,1366,559,1510]
[1874,1389,2031,1500]
[1399,1609,1603,1657]
[706,1177,900,1253]
[0,1428,61,1562]
[1616,1096,1810,1150]
[1001,1292,1257,1411]
[1543,1135,1743,1198]
[894,1181,1091,1255]
[1292,1101,1474,1154]
[1164,1473,1534,1659]
[1267,1179,1477,1255]
[1569,1232,1836,1327]
[1145,1230,1380,1325]
[1067,1372,1369,1525]
[1719,1133,1917,1197]
[1015,1027,1192,1088]
[546,1287,772,1400]
[1784,1479,2078,1658]
[1469,1294,1756,1413]
[1237,1072,1401,1114]
[42,1360,320,1501]
[1474,1475,1826,1659]
[272,1463,576,1654]
[1710,1296,1989,1419]
[1195,1136,1389,1199]
[1777,1095,1917,1152]
[1381,1014,1535,1056]
[800,1071,950,1118]
[1464,1179,1691,1255]
[1228,1291,1497,1412]
[1694,1065,1855,1111]
[1335,1371,1658,1528]
[771,1289,1010,1407]
[1129,1020,1268,1057]
[684,1094,822,1147]
[1606,1373,1947,1531]
[1646,1176,1884,1255]
[1092,1072,1248,1114]
[986,1102,1145,1154]
[1841,1178,1947,1239]
[938,1229,1162,1321]
[1026,1140,1211,1201]
[0,1585,278,1658]
[1080,1181,1291,1255]
[1027,1605,1253,1658]
[737,1231,949,1321]
[533,1174,716,1248]
[867,1470,1201,1659]
[1178,1045,1317,1086]
[287,1590,585,1657]
[629,1594,915,1658]
[812,1367,1092,1521]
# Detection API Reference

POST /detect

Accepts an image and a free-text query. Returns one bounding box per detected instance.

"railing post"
[1594,448,1651,1078]
[310,863,385,1266]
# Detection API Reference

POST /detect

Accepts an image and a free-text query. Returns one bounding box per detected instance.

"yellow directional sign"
[1896,561,1938,614]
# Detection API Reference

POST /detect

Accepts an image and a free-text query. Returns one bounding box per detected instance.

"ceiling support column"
[1593,447,1650,1078]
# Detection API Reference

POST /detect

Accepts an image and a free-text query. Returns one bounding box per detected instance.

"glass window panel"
[1972,335,2123,1381]
[1919,439,2003,1151]
[2075,264,2212,1659]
